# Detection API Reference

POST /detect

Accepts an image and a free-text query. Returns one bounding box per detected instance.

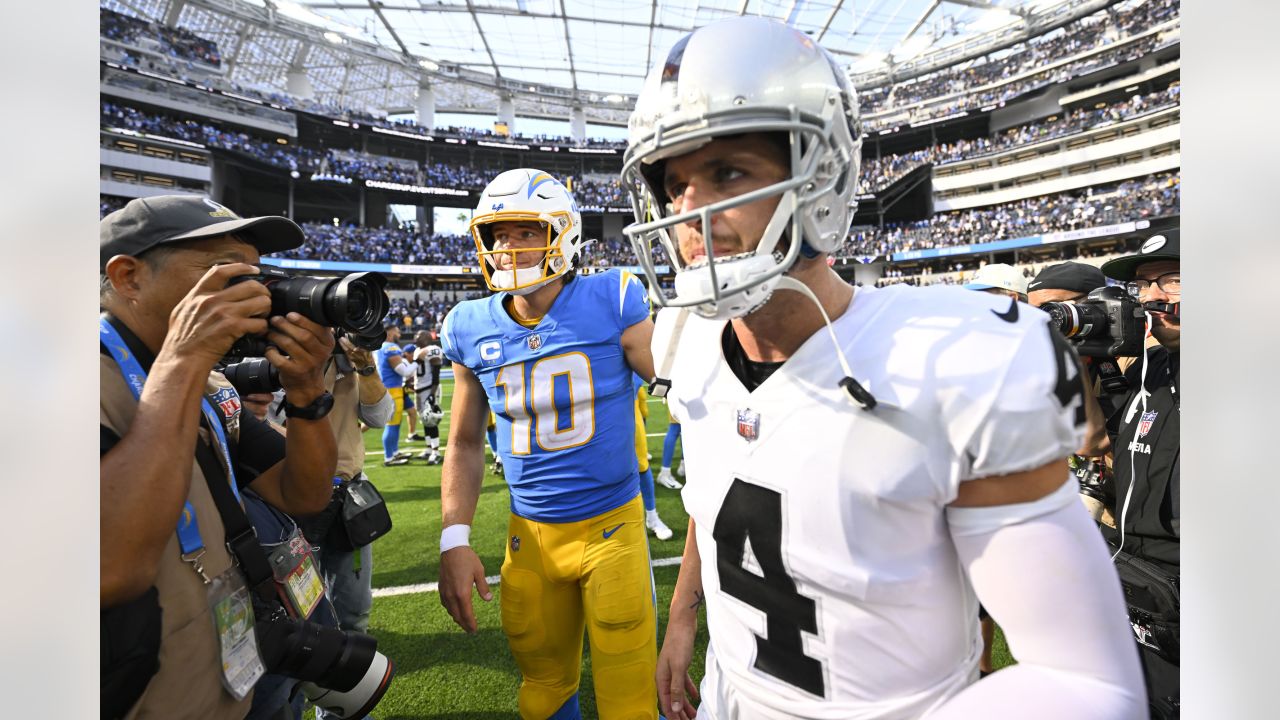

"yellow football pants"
[501,495,658,720]
[387,386,404,425]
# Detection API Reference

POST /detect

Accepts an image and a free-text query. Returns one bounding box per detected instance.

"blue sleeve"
[617,270,651,331]
[440,307,465,366]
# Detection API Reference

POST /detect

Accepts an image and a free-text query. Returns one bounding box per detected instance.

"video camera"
[225,267,390,358]
[1041,286,1147,357]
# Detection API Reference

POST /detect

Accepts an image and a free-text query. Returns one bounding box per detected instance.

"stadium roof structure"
[102,0,1122,125]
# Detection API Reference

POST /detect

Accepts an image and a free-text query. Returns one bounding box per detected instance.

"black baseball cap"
[1029,261,1107,295]
[100,195,305,271]
[1101,228,1180,281]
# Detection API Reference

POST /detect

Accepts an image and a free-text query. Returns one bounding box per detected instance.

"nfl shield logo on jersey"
[1137,410,1158,438]
[736,408,761,442]
[527,334,543,351]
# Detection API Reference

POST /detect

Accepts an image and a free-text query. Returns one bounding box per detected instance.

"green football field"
[326,378,1012,719]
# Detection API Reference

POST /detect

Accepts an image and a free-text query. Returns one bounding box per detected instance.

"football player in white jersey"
[621,16,1145,720]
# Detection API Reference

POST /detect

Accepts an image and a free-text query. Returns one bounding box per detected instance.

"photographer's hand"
[338,335,374,371]
[264,312,335,405]
[251,312,337,516]
[162,263,271,369]
[339,335,389,406]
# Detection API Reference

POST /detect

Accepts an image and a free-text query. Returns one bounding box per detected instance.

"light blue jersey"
[375,341,404,389]
[442,269,650,522]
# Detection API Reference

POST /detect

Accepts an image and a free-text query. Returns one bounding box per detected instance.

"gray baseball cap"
[100,195,304,271]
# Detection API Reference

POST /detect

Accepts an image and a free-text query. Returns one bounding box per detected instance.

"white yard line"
[373,555,684,598]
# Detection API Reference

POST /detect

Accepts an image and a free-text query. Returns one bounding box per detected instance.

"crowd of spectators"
[100,195,130,218]
[422,162,496,189]
[874,245,1125,289]
[859,83,1180,189]
[843,171,1180,260]
[101,101,325,171]
[102,100,637,200]
[327,153,421,185]
[858,0,1179,123]
[102,167,1176,277]
[360,115,626,150]
[867,32,1174,132]
[280,223,477,265]
[101,7,221,68]
[384,290,484,334]
[572,178,629,210]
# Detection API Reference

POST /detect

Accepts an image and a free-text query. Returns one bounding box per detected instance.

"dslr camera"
[1040,285,1147,357]
[221,325,384,397]
[225,267,390,358]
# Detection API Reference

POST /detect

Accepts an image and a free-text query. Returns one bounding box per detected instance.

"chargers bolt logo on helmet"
[620,16,863,320]
[470,168,584,296]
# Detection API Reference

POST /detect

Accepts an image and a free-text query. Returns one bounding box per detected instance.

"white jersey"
[414,344,444,392]
[654,284,1085,720]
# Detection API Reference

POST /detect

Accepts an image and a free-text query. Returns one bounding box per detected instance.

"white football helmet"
[470,168,584,295]
[621,16,863,320]
[421,404,444,428]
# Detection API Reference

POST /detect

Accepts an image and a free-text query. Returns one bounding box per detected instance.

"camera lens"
[1043,301,1108,340]
[256,617,395,718]
[259,272,389,336]
[221,357,281,393]
[326,273,387,335]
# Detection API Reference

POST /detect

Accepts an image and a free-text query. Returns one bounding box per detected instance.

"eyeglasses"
[1126,272,1180,296]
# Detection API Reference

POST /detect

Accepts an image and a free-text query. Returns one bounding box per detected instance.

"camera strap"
[1090,356,1130,395]
[100,317,275,601]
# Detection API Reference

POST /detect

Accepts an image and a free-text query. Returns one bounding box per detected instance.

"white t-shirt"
[653,284,1085,720]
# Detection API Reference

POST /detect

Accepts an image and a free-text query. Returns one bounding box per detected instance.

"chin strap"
[773,276,876,410]
[648,276,877,411]
[648,307,688,399]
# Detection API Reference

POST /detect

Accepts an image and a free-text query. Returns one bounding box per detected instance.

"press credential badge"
[268,528,326,619]
[208,568,266,700]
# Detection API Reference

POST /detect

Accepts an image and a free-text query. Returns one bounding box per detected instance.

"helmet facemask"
[623,104,853,320]
[622,17,862,320]
[469,169,582,296]
[471,212,574,295]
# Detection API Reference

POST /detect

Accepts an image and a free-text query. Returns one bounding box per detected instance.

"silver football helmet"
[621,16,863,320]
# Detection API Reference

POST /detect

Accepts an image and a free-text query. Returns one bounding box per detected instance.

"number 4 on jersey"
[713,479,826,697]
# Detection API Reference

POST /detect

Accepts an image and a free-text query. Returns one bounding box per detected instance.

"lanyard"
[100,317,242,581]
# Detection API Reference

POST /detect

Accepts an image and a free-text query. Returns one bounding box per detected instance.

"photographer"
[1028,261,1107,308]
[313,335,393,631]
[1098,230,1182,719]
[99,196,337,719]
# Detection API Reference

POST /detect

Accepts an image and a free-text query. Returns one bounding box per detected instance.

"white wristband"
[440,524,471,554]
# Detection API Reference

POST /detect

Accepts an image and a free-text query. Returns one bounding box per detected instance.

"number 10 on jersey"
[495,352,596,453]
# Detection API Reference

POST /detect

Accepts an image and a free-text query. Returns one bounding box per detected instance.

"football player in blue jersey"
[436,168,660,719]
[373,322,413,466]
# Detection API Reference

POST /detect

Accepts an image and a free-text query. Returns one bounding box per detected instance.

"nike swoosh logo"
[602,523,624,539]
[992,298,1019,323]
[1029,281,1042,288]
